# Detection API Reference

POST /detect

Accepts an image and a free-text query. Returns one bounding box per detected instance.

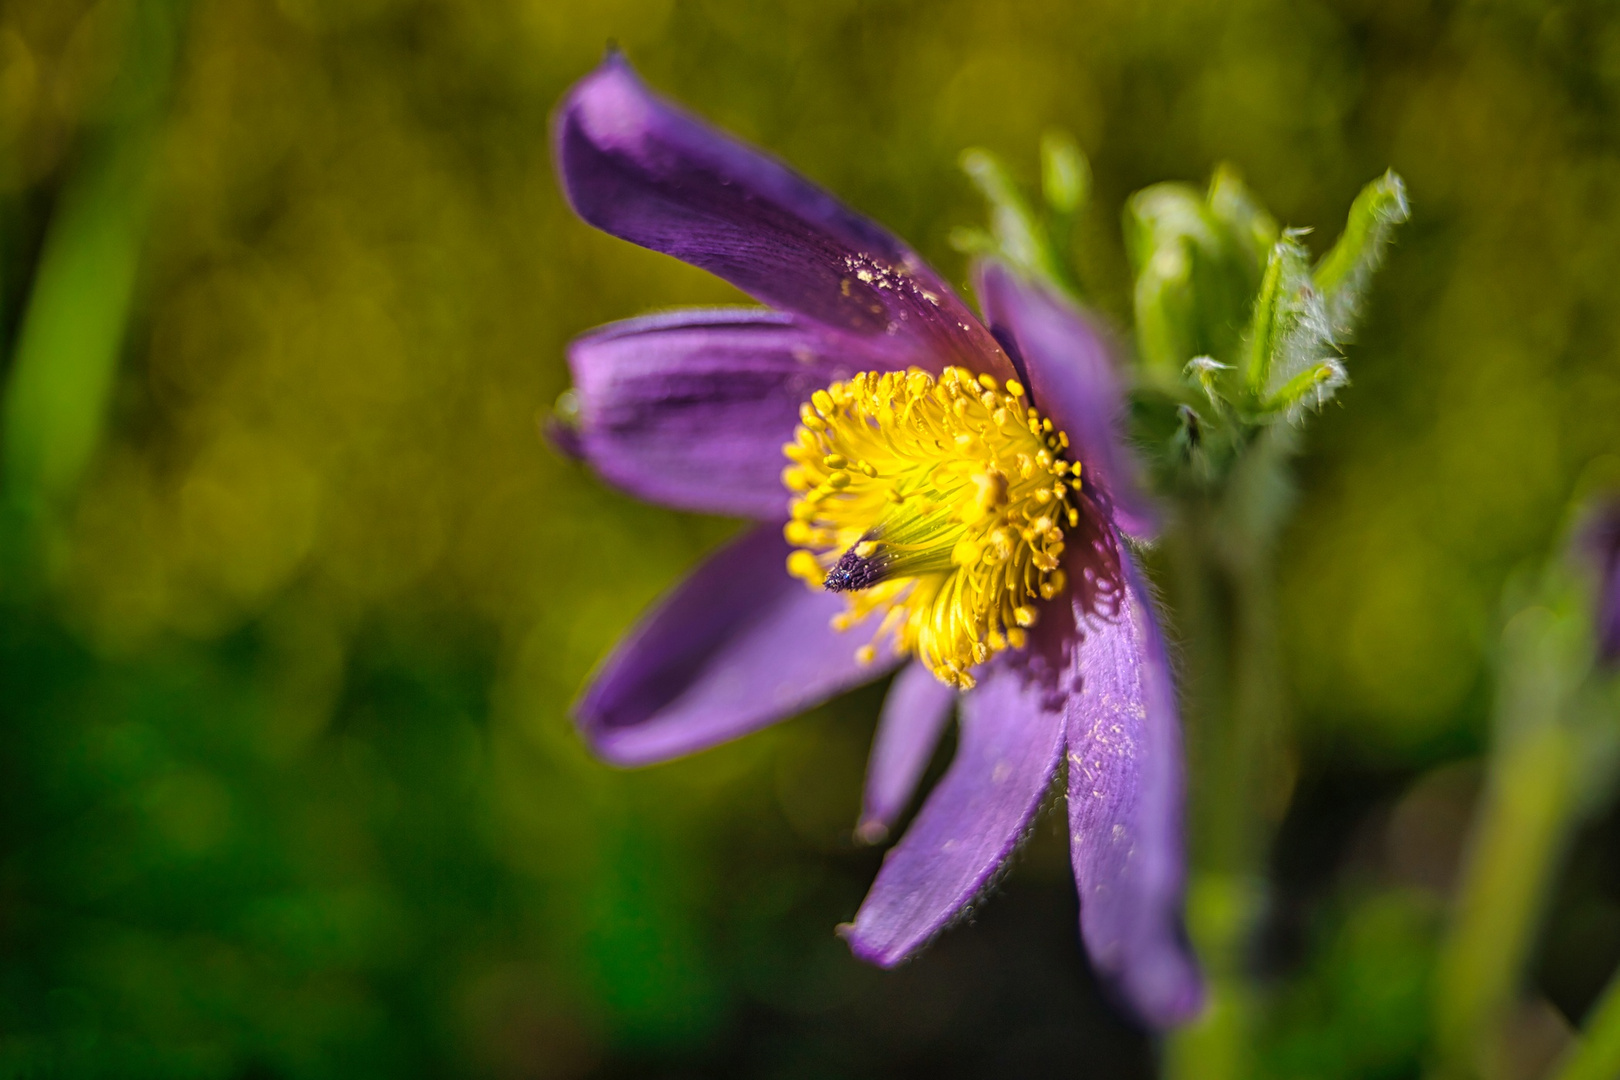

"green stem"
[0,1,188,585]
[1553,965,1620,1080]
[1429,723,1577,1080]
[1163,458,1293,1080]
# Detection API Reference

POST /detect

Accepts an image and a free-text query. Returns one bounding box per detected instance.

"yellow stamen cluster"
[781,366,1079,688]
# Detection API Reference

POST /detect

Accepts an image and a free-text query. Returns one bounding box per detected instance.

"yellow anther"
[855,644,877,665]
[972,470,1009,515]
[787,549,823,583]
[782,365,1079,687]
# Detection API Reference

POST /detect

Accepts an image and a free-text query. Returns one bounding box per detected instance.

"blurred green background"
[1,0,1618,1077]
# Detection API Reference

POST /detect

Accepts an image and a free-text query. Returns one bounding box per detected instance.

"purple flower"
[551,54,1203,1028]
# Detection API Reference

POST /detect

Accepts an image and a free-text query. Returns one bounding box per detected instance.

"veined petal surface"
[574,524,899,766]
[555,54,1015,380]
[1063,526,1203,1028]
[840,589,1073,966]
[562,308,912,519]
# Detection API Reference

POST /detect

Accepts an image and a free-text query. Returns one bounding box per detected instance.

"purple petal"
[857,661,958,844]
[840,606,1072,966]
[554,54,1015,380]
[575,523,899,766]
[562,308,913,519]
[975,261,1158,539]
[1063,521,1203,1028]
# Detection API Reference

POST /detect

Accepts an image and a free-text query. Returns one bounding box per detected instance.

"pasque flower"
[550,54,1202,1027]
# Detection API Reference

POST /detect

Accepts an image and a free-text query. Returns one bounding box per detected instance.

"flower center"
[781,366,1078,689]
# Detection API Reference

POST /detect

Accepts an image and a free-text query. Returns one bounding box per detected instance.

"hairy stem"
[1162,444,1294,1080]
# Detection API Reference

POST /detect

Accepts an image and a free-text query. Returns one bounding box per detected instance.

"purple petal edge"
[563,307,918,520]
[553,54,1017,381]
[840,596,1073,966]
[858,661,958,844]
[576,523,900,766]
[975,261,1159,540]
[1064,526,1204,1028]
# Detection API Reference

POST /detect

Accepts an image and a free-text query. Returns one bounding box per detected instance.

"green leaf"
[1206,163,1278,269]
[1241,231,1312,398]
[1125,182,1268,381]
[959,148,1048,279]
[1242,231,1345,415]
[1312,170,1410,341]
[1040,131,1090,217]
[947,225,997,257]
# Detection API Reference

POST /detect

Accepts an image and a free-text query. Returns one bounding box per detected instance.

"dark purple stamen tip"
[825,546,886,592]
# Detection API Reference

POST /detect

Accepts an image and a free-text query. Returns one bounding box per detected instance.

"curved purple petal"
[1063,521,1203,1028]
[554,54,1016,380]
[562,308,915,519]
[975,261,1158,539]
[840,604,1073,966]
[575,523,899,766]
[857,661,958,844]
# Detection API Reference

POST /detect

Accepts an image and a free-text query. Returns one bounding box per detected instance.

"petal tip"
[837,922,907,969]
[1132,962,1207,1030]
[854,819,889,845]
[541,411,585,462]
